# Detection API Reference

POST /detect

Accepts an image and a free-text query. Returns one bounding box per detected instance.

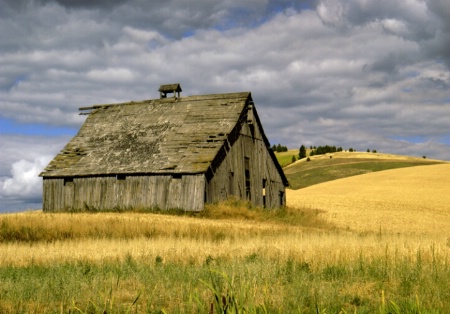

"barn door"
[244,157,251,201]
[63,178,74,209]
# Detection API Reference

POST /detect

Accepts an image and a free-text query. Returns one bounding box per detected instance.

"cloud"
[0,0,449,211]
[1,157,50,199]
[315,0,450,67]
[0,135,70,212]
[317,0,434,37]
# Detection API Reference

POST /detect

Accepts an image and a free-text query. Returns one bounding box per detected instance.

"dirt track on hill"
[286,164,450,236]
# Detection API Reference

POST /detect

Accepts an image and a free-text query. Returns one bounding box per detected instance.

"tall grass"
[273,149,299,167]
[1,201,449,312]
[0,200,329,244]
[0,247,448,313]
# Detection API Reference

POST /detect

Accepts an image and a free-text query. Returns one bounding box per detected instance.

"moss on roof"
[41,92,251,177]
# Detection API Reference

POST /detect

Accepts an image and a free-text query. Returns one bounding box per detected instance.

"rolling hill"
[281,150,450,236]
[286,163,450,236]
[279,151,447,189]
[1,150,449,311]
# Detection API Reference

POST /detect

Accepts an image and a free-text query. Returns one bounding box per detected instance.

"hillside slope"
[286,164,450,236]
[283,151,446,189]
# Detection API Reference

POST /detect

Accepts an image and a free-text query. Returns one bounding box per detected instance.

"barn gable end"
[40,87,288,212]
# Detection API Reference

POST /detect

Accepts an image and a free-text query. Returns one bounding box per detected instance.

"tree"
[310,145,337,156]
[291,155,296,163]
[299,145,307,159]
[272,143,288,153]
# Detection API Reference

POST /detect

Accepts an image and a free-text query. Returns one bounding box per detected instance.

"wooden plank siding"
[41,90,288,212]
[205,113,286,208]
[43,174,205,212]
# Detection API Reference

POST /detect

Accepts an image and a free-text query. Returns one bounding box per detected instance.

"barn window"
[64,178,73,186]
[262,179,267,208]
[247,102,255,139]
[245,157,251,201]
[279,191,284,206]
[229,172,234,195]
[116,174,126,180]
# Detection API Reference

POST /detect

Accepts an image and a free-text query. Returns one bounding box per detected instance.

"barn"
[39,84,289,212]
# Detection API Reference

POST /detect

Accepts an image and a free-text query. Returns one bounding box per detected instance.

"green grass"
[284,157,444,189]
[2,151,448,312]
[273,149,299,167]
[1,200,449,312]
[0,250,449,313]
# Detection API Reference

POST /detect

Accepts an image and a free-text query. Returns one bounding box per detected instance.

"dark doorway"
[245,157,251,201]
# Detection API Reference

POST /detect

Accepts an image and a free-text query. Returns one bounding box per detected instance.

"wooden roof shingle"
[40,92,251,177]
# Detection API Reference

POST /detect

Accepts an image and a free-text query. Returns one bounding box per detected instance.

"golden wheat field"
[1,157,449,268]
[2,160,450,269]
[286,163,450,237]
[0,210,378,268]
[3,213,447,272]
[1,157,450,312]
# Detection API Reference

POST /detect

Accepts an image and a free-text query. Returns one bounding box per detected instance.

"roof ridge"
[79,92,250,112]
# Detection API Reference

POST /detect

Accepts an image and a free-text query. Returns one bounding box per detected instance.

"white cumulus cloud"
[1,156,51,198]
[0,156,51,212]
[1,0,450,212]
[0,135,69,212]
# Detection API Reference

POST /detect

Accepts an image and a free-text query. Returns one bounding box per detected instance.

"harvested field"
[1,155,450,312]
[287,163,450,236]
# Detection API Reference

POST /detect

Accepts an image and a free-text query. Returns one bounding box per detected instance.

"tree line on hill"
[298,145,342,159]
[271,144,288,152]
[299,145,377,159]
[271,143,378,164]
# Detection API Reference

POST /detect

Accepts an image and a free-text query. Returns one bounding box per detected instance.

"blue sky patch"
[0,118,77,136]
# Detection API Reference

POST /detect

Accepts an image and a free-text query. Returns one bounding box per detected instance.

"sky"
[1,0,449,212]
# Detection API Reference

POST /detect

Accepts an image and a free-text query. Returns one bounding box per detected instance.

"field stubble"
[287,164,450,236]
[1,164,450,312]
[1,209,449,312]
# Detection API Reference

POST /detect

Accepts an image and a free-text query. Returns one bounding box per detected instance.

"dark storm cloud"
[420,0,450,68]
[369,52,417,74]
[317,0,450,69]
[47,0,128,8]
[3,0,319,41]
[2,0,128,11]
[1,0,449,212]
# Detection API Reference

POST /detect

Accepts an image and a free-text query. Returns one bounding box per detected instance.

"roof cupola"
[159,83,182,99]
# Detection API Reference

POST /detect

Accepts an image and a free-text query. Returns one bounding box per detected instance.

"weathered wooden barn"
[40,84,289,211]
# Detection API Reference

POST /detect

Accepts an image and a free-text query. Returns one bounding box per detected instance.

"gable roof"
[41,92,250,177]
[40,91,289,186]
